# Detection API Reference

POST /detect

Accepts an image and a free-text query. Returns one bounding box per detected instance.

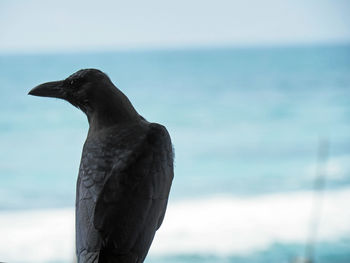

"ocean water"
[0,45,349,262]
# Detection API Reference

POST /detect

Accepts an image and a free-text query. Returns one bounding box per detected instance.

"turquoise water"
[0,45,350,262]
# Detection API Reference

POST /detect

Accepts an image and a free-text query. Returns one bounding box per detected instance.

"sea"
[0,44,349,263]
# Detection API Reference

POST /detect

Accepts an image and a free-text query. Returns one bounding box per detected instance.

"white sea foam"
[0,208,75,263]
[1,188,349,262]
[152,188,350,256]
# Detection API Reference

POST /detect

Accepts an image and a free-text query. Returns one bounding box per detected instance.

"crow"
[28,69,174,263]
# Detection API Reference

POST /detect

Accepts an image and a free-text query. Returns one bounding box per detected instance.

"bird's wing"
[76,123,149,258]
[93,123,174,255]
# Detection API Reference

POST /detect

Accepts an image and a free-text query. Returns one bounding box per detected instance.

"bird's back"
[76,120,173,263]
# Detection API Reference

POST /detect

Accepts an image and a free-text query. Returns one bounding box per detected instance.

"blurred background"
[1,0,350,262]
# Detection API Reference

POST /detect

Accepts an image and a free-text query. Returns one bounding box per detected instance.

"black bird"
[28,69,174,263]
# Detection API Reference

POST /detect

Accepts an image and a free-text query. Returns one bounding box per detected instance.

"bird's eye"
[67,77,83,89]
[69,79,80,89]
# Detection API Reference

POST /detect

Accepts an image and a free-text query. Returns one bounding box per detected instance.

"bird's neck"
[86,91,139,136]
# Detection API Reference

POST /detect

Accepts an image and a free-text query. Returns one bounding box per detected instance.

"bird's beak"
[28,80,66,99]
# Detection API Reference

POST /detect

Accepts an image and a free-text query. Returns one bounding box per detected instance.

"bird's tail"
[98,250,139,263]
[78,250,100,263]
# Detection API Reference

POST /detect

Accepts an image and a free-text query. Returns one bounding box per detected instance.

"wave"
[152,187,350,256]
[0,188,349,262]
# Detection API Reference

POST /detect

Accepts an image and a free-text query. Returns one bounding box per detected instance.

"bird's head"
[29,69,111,113]
[29,68,139,127]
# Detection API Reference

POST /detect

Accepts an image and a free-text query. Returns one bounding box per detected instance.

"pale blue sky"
[1,0,349,52]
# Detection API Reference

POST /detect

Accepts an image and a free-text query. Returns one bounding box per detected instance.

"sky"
[0,0,350,53]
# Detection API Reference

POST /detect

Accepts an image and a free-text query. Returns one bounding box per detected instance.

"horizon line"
[1,40,349,56]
